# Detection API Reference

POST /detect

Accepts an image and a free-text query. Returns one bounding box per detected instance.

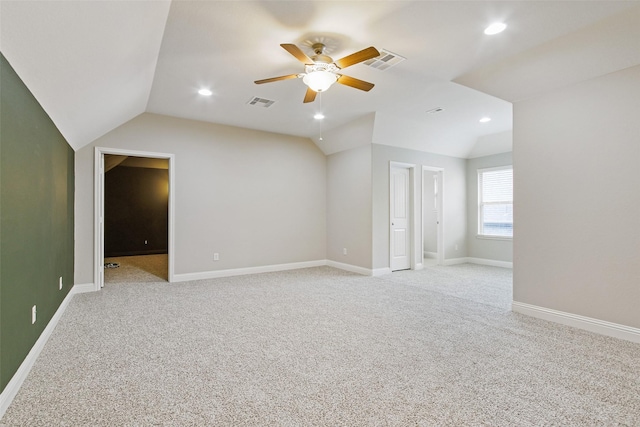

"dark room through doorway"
[103,155,169,283]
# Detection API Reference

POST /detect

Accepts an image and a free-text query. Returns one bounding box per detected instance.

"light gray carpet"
[2,264,639,426]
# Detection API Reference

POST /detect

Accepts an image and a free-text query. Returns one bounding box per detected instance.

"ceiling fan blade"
[254,74,300,84]
[336,75,375,92]
[303,87,317,103]
[281,43,314,64]
[334,46,380,69]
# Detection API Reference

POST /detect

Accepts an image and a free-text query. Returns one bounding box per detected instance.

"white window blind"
[478,167,513,237]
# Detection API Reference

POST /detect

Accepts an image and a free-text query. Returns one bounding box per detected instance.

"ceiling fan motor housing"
[305,62,339,74]
[310,43,334,65]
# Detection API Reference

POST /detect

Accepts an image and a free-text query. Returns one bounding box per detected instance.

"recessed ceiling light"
[479,117,492,123]
[198,88,213,96]
[314,113,325,120]
[484,22,507,35]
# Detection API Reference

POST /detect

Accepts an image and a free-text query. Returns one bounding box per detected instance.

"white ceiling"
[1,1,639,158]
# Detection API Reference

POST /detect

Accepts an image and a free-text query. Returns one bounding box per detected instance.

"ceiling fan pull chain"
[319,93,323,141]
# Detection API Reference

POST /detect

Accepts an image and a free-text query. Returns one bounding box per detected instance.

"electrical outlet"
[455,244,459,251]
[144,240,148,245]
[59,276,63,290]
[213,253,219,261]
[32,305,37,324]
[343,248,347,255]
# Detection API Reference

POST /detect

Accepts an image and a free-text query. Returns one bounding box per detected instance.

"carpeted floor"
[2,264,639,426]
[104,254,168,283]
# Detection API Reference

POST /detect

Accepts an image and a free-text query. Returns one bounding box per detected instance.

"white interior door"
[391,165,411,271]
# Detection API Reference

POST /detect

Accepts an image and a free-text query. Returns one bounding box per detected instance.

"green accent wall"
[0,53,75,393]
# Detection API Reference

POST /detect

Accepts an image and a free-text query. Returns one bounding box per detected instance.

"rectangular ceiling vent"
[363,49,406,71]
[247,97,275,108]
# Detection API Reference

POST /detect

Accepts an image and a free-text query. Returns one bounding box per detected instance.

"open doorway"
[103,155,169,284]
[422,167,444,266]
[94,148,175,290]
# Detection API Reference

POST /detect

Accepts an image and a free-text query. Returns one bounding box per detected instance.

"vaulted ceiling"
[1,1,638,158]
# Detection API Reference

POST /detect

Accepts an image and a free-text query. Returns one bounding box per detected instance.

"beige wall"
[513,65,640,328]
[75,113,327,284]
[73,112,524,283]
[326,145,373,268]
[466,152,513,263]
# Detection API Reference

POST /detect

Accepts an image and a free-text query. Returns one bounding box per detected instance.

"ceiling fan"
[255,43,380,103]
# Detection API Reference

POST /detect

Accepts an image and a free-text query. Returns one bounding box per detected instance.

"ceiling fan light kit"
[255,42,380,103]
[303,70,338,92]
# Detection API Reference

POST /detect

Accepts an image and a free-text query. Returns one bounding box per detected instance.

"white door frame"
[422,166,445,265]
[94,147,176,290]
[389,161,419,271]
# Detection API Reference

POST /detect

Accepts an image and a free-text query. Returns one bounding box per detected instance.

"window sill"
[476,235,512,241]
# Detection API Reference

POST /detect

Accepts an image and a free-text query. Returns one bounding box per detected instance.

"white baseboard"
[442,257,468,266]
[466,257,513,269]
[72,283,97,293]
[423,251,437,259]
[372,267,392,276]
[0,287,79,419]
[442,257,512,269]
[326,261,413,277]
[172,260,327,282]
[326,260,374,276]
[512,301,640,344]
[173,260,393,281]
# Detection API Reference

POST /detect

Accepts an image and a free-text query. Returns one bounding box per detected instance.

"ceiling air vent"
[363,49,406,71]
[247,96,276,108]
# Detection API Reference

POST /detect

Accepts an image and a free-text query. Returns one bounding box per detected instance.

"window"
[478,166,513,238]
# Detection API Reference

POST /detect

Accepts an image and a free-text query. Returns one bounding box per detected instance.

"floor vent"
[248,97,276,108]
[363,49,406,71]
